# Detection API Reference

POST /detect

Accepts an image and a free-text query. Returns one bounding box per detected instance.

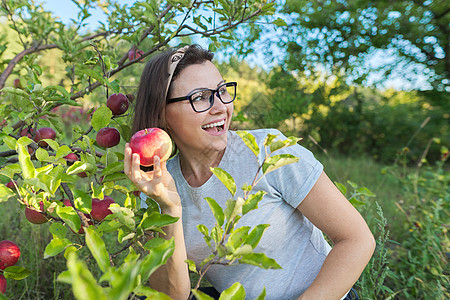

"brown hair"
[131,44,214,136]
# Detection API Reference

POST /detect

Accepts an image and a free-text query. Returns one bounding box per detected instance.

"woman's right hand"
[124,143,181,211]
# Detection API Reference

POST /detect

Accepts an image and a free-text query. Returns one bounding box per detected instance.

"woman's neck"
[178,148,225,187]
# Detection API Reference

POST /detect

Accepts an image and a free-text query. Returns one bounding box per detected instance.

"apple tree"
[0,0,282,298]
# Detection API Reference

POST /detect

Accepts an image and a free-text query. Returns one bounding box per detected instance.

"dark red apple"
[25,201,49,224]
[0,273,6,294]
[91,196,115,222]
[20,127,34,138]
[13,78,22,89]
[129,128,172,167]
[128,49,144,61]
[34,127,56,147]
[0,240,20,270]
[96,127,120,148]
[107,93,129,115]
[5,181,16,190]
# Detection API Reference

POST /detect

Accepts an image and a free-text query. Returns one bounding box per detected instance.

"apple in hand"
[91,196,115,221]
[0,240,20,270]
[34,127,56,147]
[129,128,172,167]
[96,127,120,148]
[0,273,6,294]
[25,201,49,224]
[107,93,129,115]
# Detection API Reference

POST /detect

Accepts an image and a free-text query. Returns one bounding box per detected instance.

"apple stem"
[145,128,148,134]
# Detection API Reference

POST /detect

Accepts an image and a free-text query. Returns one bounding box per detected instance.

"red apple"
[107,93,129,115]
[0,273,6,294]
[25,201,49,224]
[128,49,144,61]
[34,127,56,147]
[96,127,120,148]
[63,153,78,161]
[20,127,34,138]
[13,78,22,89]
[0,240,20,270]
[91,196,115,221]
[129,128,172,167]
[5,181,16,190]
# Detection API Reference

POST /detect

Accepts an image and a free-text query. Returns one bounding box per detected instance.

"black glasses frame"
[167,82,237,113]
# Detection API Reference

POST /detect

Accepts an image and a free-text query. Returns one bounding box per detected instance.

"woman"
[124,44,375,300]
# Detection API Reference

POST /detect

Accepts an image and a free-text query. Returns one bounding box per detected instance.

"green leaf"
[49,222,68,239]
[226,226,250,252]
[85,227,110,273]
[140,211,179,231]
[245,224,270,249]
[91,106,112,131]
[211,167,236,196]
[64,252,107,300]
[224,198,244,222]
[334,182,347,195]
[66,161,94,176]
[2,135,16,150]
[253,287,267,300]
[219,282,246,300]
[134,286,172,300]
[205,197,225,226]
[197,224,212,248]
[191,289,214,300]
[236,131,259,157]
[139,238,175,281]
[262,154,299,174]
[35,147,49,161]
[16,137,35,179]
[108,205,136,230]
[56,145,72,159]
[44,237,72,258]
[56,205,81,233]
[273,17,288,27]
[239,253,281,270]
[185,259,198,274]
[242,191,266,215]
[101,161,124,176]
[357,187,376,197]
[0,185,14,202]
[3,266,31,280]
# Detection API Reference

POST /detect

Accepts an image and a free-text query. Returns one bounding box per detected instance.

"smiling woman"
[123,44,375,300]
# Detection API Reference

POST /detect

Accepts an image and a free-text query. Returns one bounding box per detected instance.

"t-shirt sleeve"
[263,129,323,208]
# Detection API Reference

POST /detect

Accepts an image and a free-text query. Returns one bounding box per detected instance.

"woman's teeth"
[202,120,225,129]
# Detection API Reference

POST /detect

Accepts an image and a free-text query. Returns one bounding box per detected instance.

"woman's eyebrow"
[188,80,226,94]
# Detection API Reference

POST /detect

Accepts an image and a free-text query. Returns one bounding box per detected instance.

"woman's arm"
[297,172,376,299]
[124,144,190,299]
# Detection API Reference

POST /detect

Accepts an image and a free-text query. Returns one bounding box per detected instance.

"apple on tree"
[128,49,144,62]
[129,128,172,167]
[96,127,120,148]
[5,181,16,190]
[25,201,49,224]
[0,273,6,294]
[91,196,115,222]
[0,240,20,270]
[34,127,56,147]
[107,93,129,115]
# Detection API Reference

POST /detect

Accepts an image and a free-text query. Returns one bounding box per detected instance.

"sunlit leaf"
[211,167,236,196]
[262,154,298,174]
[219,282,246,299]
[85,227,110,273]
[236,131,259,157]
[205,197,225,226]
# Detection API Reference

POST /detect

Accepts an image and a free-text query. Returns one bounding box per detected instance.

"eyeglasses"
[167,82,237,113]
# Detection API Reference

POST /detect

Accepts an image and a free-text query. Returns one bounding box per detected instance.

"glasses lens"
[190,90,213,112]
[218,83,236,104]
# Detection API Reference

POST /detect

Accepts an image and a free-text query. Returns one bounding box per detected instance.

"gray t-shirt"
[142,129,331,299]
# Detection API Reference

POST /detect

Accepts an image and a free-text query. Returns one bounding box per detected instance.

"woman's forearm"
[149,206,191,300]
[299,234,375,299]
